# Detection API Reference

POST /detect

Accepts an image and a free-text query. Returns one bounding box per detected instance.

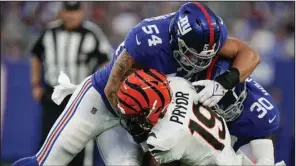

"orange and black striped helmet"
[117,68,172,127]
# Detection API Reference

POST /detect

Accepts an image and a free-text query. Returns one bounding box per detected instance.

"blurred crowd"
[0,1,295,85]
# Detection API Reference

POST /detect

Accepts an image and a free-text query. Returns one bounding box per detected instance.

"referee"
[30,2,112,166]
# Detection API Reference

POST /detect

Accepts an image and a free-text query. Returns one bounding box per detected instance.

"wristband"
[215,67,240,89]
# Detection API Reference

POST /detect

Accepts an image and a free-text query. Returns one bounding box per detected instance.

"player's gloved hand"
[192,80,227,107]
[192,67,240,107]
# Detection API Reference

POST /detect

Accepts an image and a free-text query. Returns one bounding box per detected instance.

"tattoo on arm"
[105,49,140,110]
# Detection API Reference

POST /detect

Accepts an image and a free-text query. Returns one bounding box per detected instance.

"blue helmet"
[170,2,224,77]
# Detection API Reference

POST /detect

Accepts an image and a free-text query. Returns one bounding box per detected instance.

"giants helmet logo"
[177,15,192,36]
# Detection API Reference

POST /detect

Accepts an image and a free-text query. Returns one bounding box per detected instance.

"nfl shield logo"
[91,107,98,114]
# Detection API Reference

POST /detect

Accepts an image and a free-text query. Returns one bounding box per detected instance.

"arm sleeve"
[31,31,45,60]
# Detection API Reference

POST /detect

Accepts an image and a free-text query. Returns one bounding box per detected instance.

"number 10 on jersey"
[142,25,162,46]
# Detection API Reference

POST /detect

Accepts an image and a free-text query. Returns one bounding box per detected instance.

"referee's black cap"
[63,1,81,11]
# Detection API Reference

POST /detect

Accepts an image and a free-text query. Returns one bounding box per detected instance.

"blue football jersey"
[91,13,228,115]
[207,57,280,149]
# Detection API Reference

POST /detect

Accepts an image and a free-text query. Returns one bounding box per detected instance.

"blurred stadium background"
[0,1,295,166]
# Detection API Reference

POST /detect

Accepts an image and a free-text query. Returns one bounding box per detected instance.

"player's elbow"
[104,85,112,98]
[104,82,117,101]
[240,44,261,67]
[251,49,261,66]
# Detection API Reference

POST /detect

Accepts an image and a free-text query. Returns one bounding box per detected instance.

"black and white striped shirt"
[31,20,113,86]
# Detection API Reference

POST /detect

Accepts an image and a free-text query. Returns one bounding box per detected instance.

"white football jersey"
[146,77,249,166]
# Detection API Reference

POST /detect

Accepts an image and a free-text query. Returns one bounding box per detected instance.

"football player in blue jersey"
[103,2,259,111]
[13,2,278,166]
[102,1,278,161]
[191,57,280,163]
[101,1,278,164]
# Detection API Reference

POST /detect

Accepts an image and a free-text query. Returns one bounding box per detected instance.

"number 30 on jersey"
[142,25,162,46]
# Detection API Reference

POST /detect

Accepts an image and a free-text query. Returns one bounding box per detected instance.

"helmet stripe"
[118,97,138,113]
[145,69,171,103]
[146,69,167,83]
[194,2,214,48]
[145,69,165,82]
[206,56,219,79]
[119,89,144,111]
[145,69,171,99]
[135,71,165,108]
[125,79,150,105]
[154,106,162,114]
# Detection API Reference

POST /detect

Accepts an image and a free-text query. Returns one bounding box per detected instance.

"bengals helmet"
[116,68,172,136]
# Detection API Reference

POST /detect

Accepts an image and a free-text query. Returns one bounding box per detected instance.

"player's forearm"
[31,56,42,87]
[231,44,260,82]
[218,38,261,83]
[105,77,122,110]
[104,50,138,110]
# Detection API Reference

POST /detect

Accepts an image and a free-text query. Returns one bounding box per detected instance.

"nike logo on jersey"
[269,115,277,123]
[136,35,141,45]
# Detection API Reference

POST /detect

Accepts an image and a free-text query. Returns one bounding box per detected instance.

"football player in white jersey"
[116,68,286,166]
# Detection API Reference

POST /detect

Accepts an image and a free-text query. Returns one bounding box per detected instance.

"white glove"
[192,80,228,107]
[274,161,286,166]
[51,71,78,105]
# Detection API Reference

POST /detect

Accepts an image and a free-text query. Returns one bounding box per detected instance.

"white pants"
[35,77,143,166]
